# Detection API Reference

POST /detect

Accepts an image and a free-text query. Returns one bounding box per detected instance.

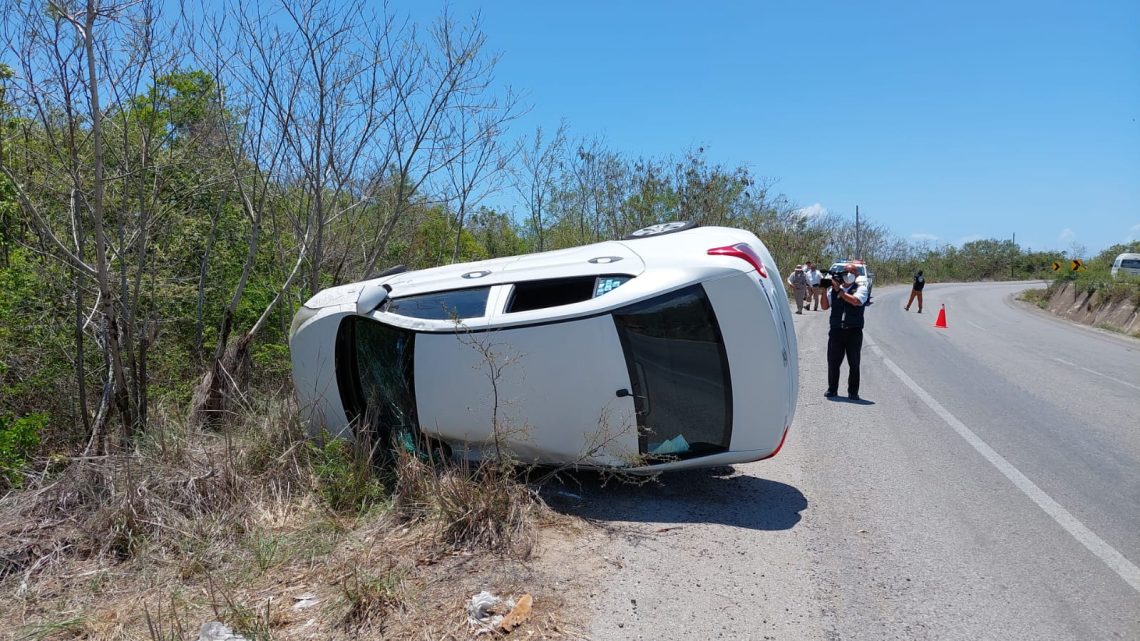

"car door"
[413,314,640,466]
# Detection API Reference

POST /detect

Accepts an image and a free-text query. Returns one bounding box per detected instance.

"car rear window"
[384,287,490,320]
[612,285,732,459]
[1121,259,1140,269]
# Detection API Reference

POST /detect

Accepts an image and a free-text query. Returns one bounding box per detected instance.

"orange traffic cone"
[934,304,947,328]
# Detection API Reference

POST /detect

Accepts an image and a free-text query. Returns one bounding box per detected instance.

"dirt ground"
[2,504,612,641]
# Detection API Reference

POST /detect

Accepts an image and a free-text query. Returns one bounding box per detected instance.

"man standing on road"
[804,261,823,310]
[787,265,810,314]
[820,263,869,400]
[905,269,925,313]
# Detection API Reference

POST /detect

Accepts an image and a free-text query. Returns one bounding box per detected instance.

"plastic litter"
[467,591,516,633]
[292,593,318,610]
[649,434,690,455]
[196,622,247,641]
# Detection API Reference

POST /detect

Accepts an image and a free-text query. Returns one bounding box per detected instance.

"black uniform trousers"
[827,326,863,395]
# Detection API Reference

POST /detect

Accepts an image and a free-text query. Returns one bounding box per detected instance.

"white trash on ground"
[467,590,516,633]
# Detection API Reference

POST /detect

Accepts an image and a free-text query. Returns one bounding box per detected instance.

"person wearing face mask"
[820,263,869,400]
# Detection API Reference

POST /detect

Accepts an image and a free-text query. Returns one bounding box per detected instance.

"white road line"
[867,335,1140,594]
[1053,357,1140,392]
[965,320,986,331]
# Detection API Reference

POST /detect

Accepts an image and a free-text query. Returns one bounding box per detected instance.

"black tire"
[375,264,408,278]
[622,221,697,240]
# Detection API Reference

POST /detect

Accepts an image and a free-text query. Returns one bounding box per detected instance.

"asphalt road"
[568,281,1140,640]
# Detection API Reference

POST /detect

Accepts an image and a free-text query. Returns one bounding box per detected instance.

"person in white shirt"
[804,261,823,311]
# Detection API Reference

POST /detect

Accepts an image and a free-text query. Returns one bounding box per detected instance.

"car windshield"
[335,317,419,443]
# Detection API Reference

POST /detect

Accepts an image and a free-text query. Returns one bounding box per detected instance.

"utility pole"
[1011,232,1016,279]
[855,205,861,258]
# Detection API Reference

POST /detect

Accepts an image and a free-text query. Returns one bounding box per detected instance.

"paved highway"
[574,281,1140,640]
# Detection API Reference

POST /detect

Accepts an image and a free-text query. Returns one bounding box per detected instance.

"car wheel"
[622,221,696,240]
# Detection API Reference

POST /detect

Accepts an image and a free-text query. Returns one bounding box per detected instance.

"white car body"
[289,225,798,472]
[1110,253,1140,278]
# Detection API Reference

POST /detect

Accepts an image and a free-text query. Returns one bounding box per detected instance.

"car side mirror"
[356,283,391,315]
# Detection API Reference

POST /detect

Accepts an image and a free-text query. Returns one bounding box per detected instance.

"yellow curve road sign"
[1070,259,1084,272]
[1052,261,1061,271]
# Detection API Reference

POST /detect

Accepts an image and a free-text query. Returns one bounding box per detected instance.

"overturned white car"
[289,223,798,472]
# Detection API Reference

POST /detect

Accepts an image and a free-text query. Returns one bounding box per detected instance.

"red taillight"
[708,243,768,278]
[758,425,791,460]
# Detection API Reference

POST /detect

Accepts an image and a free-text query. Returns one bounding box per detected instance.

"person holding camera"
[820,263,869,400]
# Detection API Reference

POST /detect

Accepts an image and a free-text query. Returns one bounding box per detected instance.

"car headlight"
[289,305,320,342]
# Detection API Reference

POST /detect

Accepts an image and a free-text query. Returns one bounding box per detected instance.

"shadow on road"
[541,467,807,532]
[826,396,876,405]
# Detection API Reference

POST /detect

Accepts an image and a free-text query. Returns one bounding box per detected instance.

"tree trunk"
[83,1,135,443]
[190,330,254,428]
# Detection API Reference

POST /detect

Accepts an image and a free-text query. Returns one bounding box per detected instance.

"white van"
[289,224,799,472]
[1110,253,1140,278]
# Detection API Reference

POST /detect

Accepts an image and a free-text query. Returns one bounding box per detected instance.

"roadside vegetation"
[1018,242,1140,338]
[0,392,583,638]
[1029,242,1140,307]
[0,0,1124,636]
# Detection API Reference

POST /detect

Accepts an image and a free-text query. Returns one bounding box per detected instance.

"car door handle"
[616,387,649,415]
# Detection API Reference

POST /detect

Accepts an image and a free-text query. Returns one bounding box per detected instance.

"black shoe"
[917,309,922,314]
[848,393,861,401]
[904,306,909,311]
[824,390,837,398]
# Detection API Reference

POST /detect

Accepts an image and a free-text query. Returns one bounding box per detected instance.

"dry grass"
[394,452,541,557]
[1017,287,1050,309]
[0,395,602,640]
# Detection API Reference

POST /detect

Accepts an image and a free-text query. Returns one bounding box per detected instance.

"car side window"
[505,275,632,313]
[384,287,490,320]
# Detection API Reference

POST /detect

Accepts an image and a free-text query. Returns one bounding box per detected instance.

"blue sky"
[408,0,1139,255]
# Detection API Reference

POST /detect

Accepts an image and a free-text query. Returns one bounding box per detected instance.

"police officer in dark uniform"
[820,263,869,400]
